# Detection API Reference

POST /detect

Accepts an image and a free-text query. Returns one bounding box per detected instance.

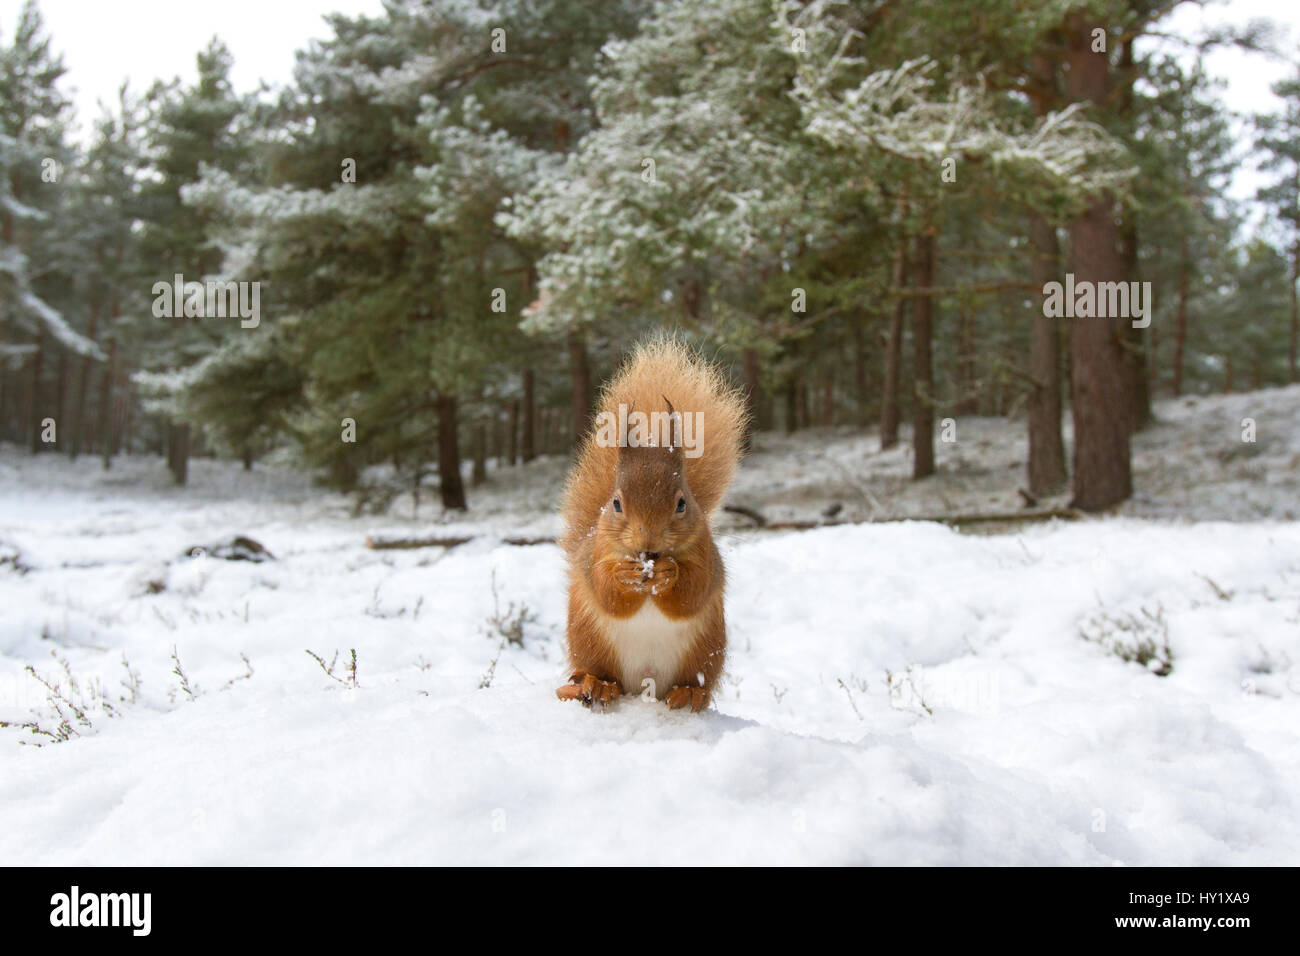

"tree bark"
[955,306,978,416]
[28,335,44,454]
[567,328,591,450]
[122,379,135,455]
[436,393,467,510]
[472,420,488,486]
[853,317,870,426]
[506,400,519,465]
[71,299,98,458]
[53,347,67,451]
[741,347,760,448]
[100,339,116,471]
[880,241,907,450]
[1065,15,1132,512]
[1120,210,1152,430]
[1290,239,1298,383]
[911,230,936,480]
[1172,233,1190,396]
[521,368,536,462]
[1027,211,1067,495]
[169,425,189,484]
[784,376,799,433]
[1116,36,1152,431]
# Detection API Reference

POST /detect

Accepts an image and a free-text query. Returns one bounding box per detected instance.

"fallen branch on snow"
[364,507,1081,550]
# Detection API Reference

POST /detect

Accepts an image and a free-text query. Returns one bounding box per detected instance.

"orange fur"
[556,338,747,712]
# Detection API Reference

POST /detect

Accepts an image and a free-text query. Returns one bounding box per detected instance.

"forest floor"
[1,385,1298,863]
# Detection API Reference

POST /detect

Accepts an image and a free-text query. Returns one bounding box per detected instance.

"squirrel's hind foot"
[556,670,622,708]
[663,685,709,712]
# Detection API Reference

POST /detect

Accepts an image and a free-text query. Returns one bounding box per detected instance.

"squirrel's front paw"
[663,685,709,712]
[556,670,622,707]
[612,558,650,593]
[646,557,678,594]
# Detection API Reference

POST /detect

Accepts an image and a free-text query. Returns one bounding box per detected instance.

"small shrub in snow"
[478,572,538,690]
[1079,604,1174,676]
[306,648,359,688]
[485,573,536,649]
[0,541,30,574]
[0,652,117,745]
[171,646,198,700]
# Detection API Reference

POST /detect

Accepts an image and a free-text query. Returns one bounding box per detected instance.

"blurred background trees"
[1,0,1296,513]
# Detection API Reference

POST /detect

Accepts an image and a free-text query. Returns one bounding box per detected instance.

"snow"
[1,387,1298,864]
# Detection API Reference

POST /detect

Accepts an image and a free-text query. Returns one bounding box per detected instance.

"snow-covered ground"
[1,387,1298,864]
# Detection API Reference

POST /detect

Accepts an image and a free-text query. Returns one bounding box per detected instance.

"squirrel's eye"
[675,497,686,514]
[612,498,622,513]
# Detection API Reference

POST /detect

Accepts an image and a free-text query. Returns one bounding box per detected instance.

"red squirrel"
[556,339,747,712]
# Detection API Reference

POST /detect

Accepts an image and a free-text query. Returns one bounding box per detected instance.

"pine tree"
[60,87,147,461]
[0,0,100,455]
[1256,60,1300,383]
[785,0,1130,484]
[506,0,872,447]
[133,38,250,484]
[182,0,638,508]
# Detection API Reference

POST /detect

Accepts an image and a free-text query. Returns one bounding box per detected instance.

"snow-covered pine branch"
[779,1,1136,199]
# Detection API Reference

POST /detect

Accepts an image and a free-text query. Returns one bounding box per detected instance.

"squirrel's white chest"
[603,601,696,699]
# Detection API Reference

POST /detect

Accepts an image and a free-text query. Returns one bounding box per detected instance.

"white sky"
[1,0,386,131]
[2,0,1297,216]
[1149,0,1299,226]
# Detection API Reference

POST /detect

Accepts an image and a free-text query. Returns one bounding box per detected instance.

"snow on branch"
[14,289,106,359]
[781,5,1135,197]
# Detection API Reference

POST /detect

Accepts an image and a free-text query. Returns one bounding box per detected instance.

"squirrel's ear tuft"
[662,396,682,454]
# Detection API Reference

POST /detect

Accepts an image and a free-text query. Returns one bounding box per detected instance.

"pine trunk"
[71,300,98,458]
[567,329,591,449]
[1120,212,1152,430]
[1067,200,1133,510]
[53,347,67,451]
[955,307,978,416]
[1065,15,1132,512]
[169,425,190,484]
[521,368,536,462]
[1116,38,1152,431]
[1172,234,1190,396]
[472,421,488,486]
[436,393,467,510]
[741,347,760,447]
[506,400,519,465]
[853,317,870,426]
[100,340,116,471]
[1027,211,1067,495]
[880,242,907,450]
[784,376,799,433]
[911,231,936,480]
[28,335,44,454]
[1290,240,1298,383]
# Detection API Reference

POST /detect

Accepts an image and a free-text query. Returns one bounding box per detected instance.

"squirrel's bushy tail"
[561,337,748,551]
